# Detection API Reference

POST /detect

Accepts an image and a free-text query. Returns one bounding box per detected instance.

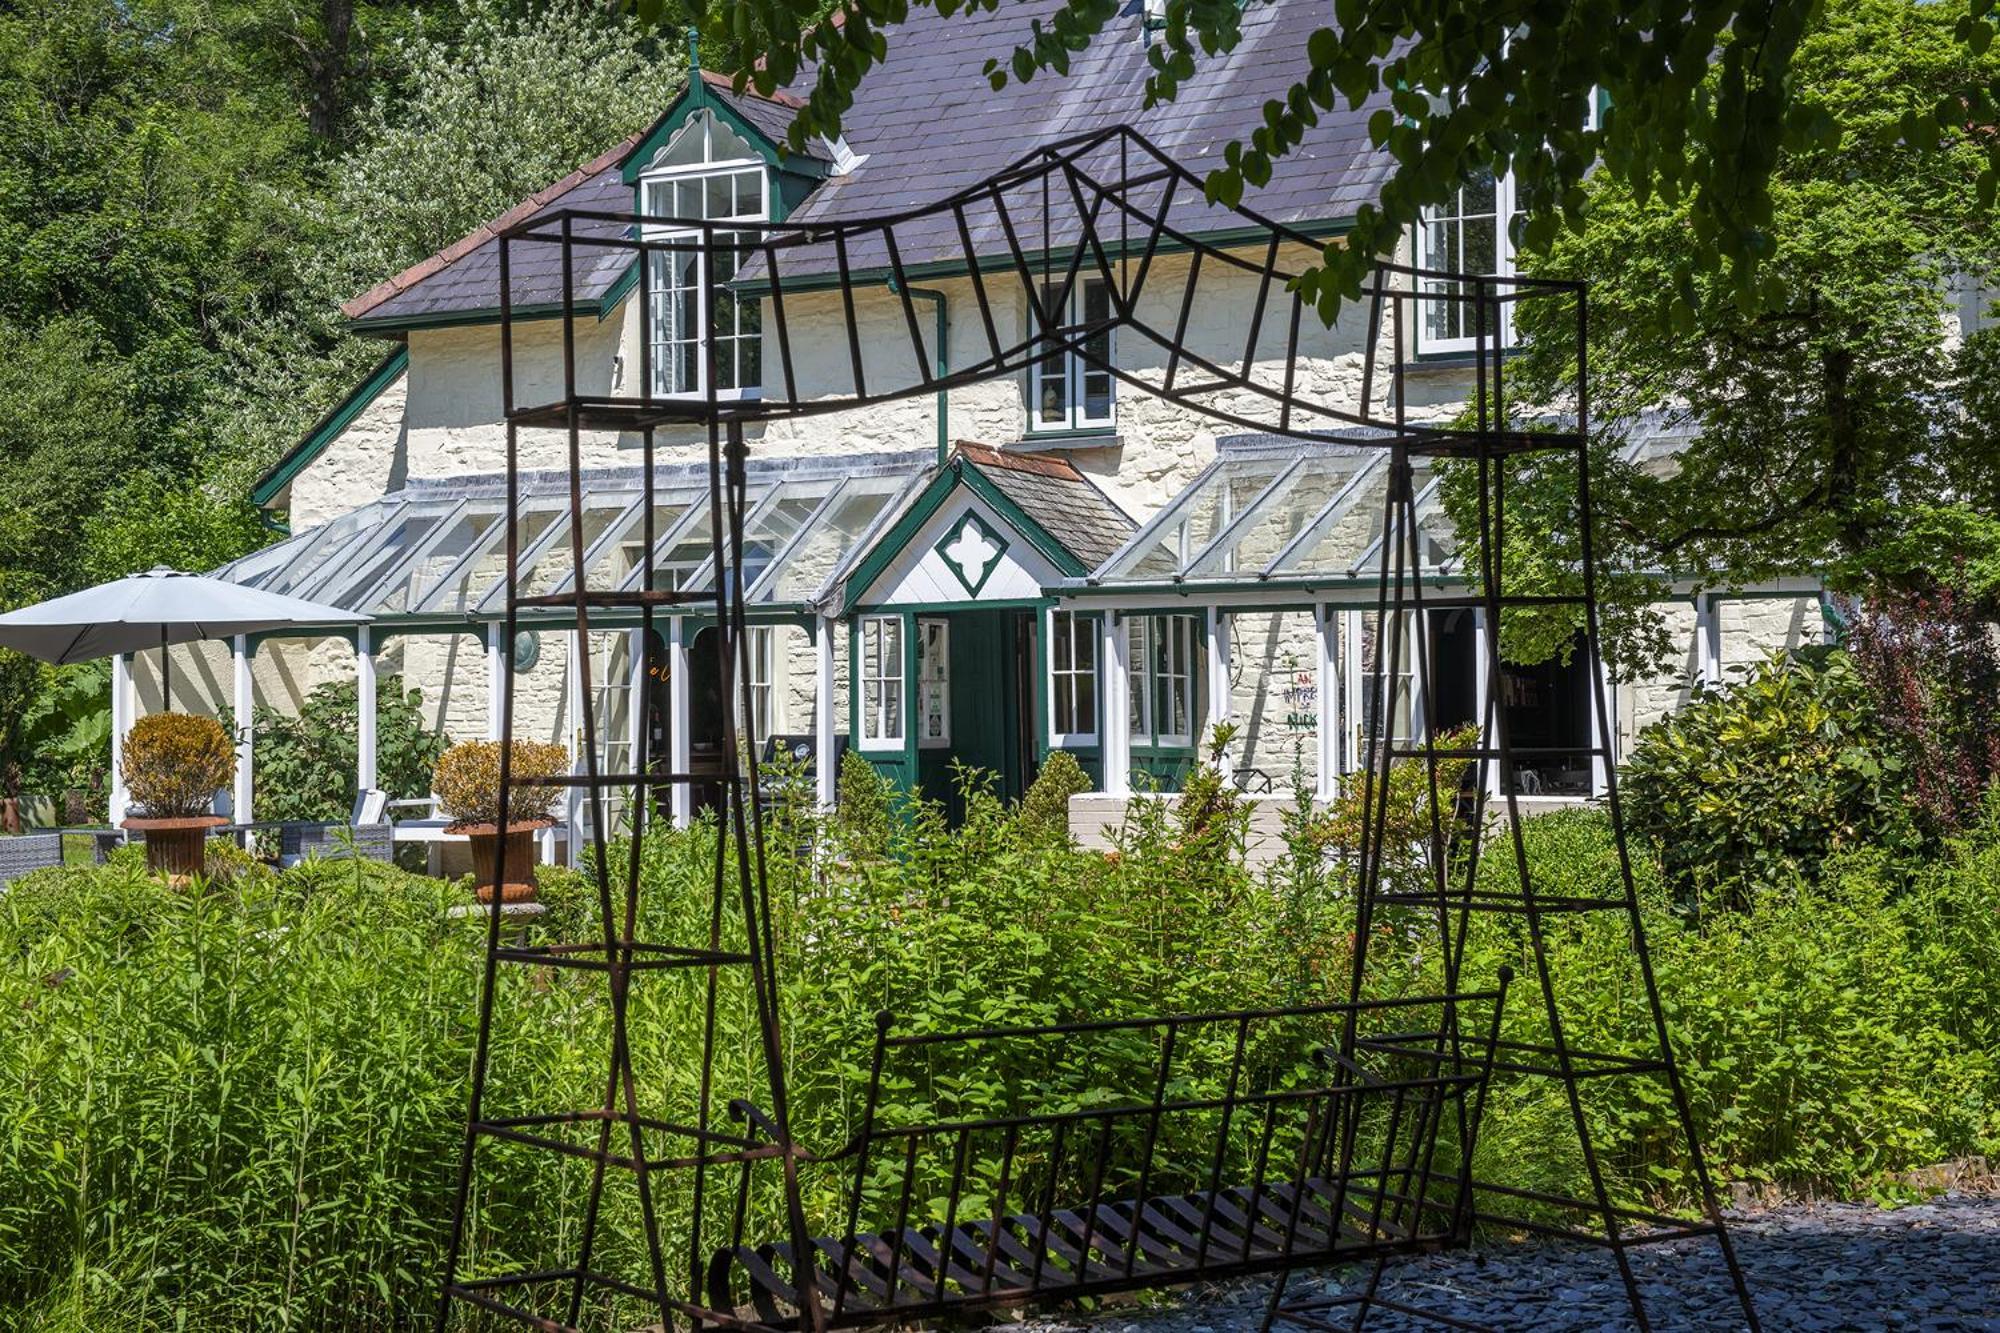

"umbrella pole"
[161,626,171,712]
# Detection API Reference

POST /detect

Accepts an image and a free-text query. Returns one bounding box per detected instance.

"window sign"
[917,617,950,748]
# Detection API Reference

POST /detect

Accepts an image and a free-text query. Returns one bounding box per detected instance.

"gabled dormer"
[619,73,845,399]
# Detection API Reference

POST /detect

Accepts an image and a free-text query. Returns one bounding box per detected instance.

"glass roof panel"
[1100,455,1295,580]
[567,491,702,595]
[369,502,506,614]
[483,494,637,612]
[689,480,841,598]
[756,473,911,603]
[417,498,568,616]
[1265,456,1443,578]
[310,500,463,610]
[261,504,403,598]
[1183,452,1381,579]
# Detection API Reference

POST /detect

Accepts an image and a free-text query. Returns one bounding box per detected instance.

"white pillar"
[485,622,505,741]
[1590,643,1612,798]
[1204,606,1232,780]
[1406,610,1428,745]
[109,652,134,825]
[354,628,378,795]
[1472,608,1501,798]
[815,616,838,811]
[668,617,693,827]
[565,629,587,863]
[1342,609,1364,775]
[233,636,255,822]
[1315,605,1339,802]
[1694,592,1721,688]
[1098,612,1131,796]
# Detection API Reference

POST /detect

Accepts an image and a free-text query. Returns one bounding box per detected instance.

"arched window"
[639,109,768,397]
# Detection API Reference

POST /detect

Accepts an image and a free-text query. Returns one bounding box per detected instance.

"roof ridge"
[954,440,1085,483]
[700,67,806,109]
[340,131,644,321]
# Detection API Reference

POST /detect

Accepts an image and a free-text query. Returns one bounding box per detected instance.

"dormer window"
[639,109,767,397]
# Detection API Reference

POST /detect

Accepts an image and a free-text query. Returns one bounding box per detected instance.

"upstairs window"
[640,109,766,398]
[1029,278,1115,432]
[1415,169,1513,355]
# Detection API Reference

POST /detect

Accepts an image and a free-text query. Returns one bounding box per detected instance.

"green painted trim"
[345,299,618,336]
[850,597,1052,615]
[839,456,1094,609]
[732,216,1357,299]
[251,347,409,509]
[620,79,831,185]
[596,263,640,322]
[932,507,1011,597]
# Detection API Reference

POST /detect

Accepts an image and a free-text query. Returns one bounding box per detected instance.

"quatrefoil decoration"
[936,510,1009,595]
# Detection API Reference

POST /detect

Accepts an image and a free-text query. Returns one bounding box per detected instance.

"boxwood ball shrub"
[120,712,235,818]
[431,737,568,828]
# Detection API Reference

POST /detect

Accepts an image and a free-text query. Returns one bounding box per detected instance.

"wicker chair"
[280,822,394,865]
[0,833,66,889]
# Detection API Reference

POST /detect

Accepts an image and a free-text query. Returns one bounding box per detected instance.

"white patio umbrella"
[0,566,370,708]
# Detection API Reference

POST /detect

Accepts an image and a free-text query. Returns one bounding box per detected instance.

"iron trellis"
[433,124,1761,1332]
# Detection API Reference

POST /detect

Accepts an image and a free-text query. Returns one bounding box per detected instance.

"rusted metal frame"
[833,230,868,399]
[829,1016,893,1319]
[1162,247,1203,392]
[1057,159,1127,320]
[1239,233,1283,385]
[880,227,933,386]
[1192,1014,1253,1271]
[764,240,799,405]
[952,202,1004,364]
[1566,288,1763,1329]
[1120,1021,1181,1278]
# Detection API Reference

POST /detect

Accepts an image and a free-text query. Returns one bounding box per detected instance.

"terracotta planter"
[123,815,229,878]
[457,820,549,903]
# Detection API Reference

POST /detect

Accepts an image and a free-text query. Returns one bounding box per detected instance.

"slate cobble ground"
[1016,1194,2000,1332]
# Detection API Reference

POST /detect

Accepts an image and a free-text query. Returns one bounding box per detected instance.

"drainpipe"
[889,276,949,465]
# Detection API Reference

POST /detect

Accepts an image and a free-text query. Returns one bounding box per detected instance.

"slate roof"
[344,3,1390,329]
[769,0,1392,278]
[957,443,1136,570]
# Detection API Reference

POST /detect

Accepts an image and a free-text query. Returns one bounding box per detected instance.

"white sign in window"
[917,617,950,749]
[858,615,904,749]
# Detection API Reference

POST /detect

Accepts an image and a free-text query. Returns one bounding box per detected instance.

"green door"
[915,609,1034,821]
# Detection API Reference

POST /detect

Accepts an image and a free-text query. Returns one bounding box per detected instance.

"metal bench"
[706,979,1510,1330]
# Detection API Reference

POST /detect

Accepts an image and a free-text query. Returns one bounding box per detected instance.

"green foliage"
[1623,650,1917,907]
[1016,749,1090,845]
[119,712,235,819]
[1488,0,2000,664]
[678,0,2000,328]
[4,774,2000,1326]
[251,675,446,823]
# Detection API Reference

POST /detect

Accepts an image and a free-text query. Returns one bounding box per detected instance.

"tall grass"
[0,770,1996,1328]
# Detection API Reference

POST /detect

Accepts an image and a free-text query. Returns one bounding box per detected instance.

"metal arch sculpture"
[434,124,1761,1333]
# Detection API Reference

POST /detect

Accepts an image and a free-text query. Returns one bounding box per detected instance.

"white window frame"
[916,617,951,749]
[1414,168,1515,356]
[1126,614,1199,748]
[1153,614,1197,747]
[1046,609,1098,748]
[857,615,904,751]
[743,625,776,740]
[639,109,768,400]
[1413,86,1599,356]
[1028,276,1116,432]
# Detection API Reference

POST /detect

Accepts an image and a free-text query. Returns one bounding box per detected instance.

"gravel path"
[1017,1194,2000,1332]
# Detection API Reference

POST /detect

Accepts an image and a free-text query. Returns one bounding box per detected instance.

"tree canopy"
[674,0,2000,329]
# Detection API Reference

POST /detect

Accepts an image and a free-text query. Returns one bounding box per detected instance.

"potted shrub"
[120,713,235,878]
[433,739,569,902]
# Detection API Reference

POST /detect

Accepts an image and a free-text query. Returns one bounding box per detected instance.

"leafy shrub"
[253,675,446,823]
[1848,587,2000,838]
[1623,649,1916,907]
[431,738,568,828]
[120,712,234,818]
[1017,749,1090,844]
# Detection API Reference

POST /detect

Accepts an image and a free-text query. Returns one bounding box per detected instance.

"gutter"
[887,276,949,465]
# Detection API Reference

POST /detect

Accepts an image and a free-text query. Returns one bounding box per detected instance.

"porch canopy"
[108,451,929,829]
